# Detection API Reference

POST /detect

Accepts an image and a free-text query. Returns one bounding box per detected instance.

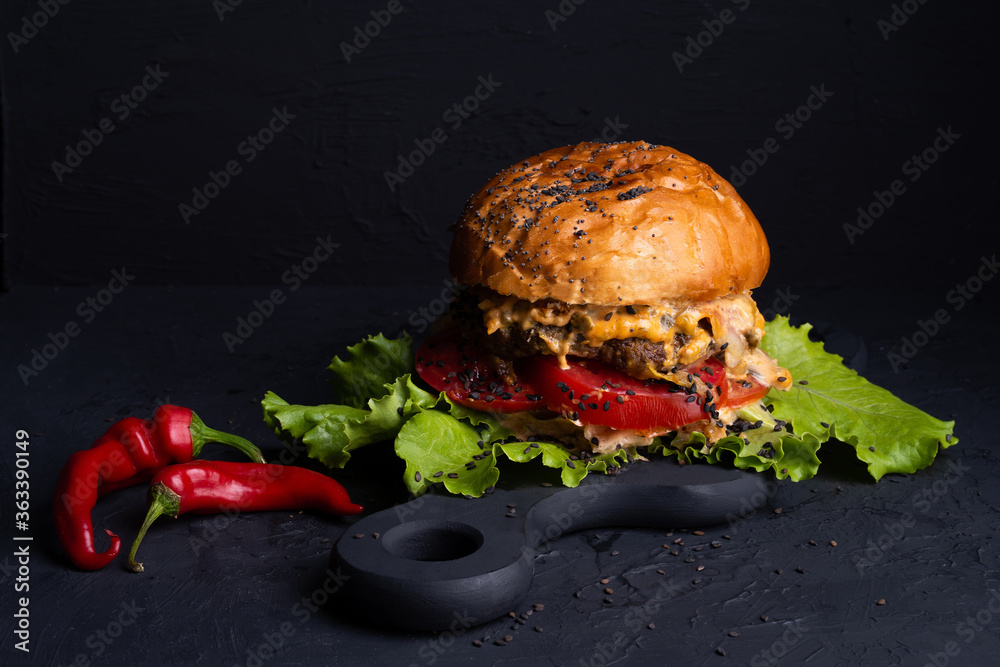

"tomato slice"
[522,355,729,432]
[415,326,770,428]
[726,373,770,409]
[415,330,544,413]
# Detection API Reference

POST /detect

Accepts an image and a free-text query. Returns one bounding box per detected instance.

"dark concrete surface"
[1,283,996,666]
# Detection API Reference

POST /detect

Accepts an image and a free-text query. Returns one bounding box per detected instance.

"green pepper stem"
[189,412,266,463]
[127,482,182,573]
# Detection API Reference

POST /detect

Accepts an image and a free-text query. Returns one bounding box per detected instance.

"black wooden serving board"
[331,459,770,630]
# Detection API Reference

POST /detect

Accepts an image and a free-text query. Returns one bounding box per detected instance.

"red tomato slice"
[415,330,544,413]
[522,355,729,432]
[726,373,770,409]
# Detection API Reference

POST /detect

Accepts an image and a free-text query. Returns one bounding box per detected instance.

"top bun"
[449,141,770,307]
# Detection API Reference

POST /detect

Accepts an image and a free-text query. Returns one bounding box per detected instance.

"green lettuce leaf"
[262,373,435,468]
[264,319,958,493]
[395,410,501,497]
[759,316,957,480]
[326,333,415,408]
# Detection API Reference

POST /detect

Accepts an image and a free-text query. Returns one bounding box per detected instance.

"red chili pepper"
[127,461,363,572]
[54,405,266,571]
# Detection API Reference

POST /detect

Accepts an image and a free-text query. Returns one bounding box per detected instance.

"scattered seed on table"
[604,596,613,603]
[716,647,726,656]
[353,533,364,539]
[534,626,543,632]
[728,631,740,637]
[696,565,705,571]
[773,508,783,514]
[647,623,655,630]
[808,539,817,546]
[611,550,619,556]
[656,569,665,575]
[533,603,545,611]
[830,540,838,547]
[796,566,805,573]
[693,530,705,536]
[507,611,516,618]
[685,557,695,563]
[774,568,783,574]
[604,587,614,594]
[600,578,610,584]
[504,635,513,642]
[760,615,769,622]
[877,598,886,606]
[494,639,507,646]
[472,640,482,647]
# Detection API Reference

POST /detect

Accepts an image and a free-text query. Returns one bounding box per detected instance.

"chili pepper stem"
[189,413,266,463]
[126,482,182,573]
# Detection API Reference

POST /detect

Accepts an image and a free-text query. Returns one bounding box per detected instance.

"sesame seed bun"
[449,141,770,307]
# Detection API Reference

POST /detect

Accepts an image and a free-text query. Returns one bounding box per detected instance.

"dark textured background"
[2,1,998,666]
[1,0,995,293]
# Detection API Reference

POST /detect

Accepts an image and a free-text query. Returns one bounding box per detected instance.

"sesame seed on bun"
[450,141,770,307]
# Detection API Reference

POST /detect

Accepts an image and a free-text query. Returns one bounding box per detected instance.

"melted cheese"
[481,292,775,377]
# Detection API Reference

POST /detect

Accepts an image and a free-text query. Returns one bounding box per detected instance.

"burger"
[264,140,955,494]
[412,141,793,455]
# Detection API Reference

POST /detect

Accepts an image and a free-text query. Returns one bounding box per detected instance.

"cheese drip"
[480,292,770,375]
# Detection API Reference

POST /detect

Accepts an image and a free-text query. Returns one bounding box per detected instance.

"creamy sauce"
[480,292,782,380]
